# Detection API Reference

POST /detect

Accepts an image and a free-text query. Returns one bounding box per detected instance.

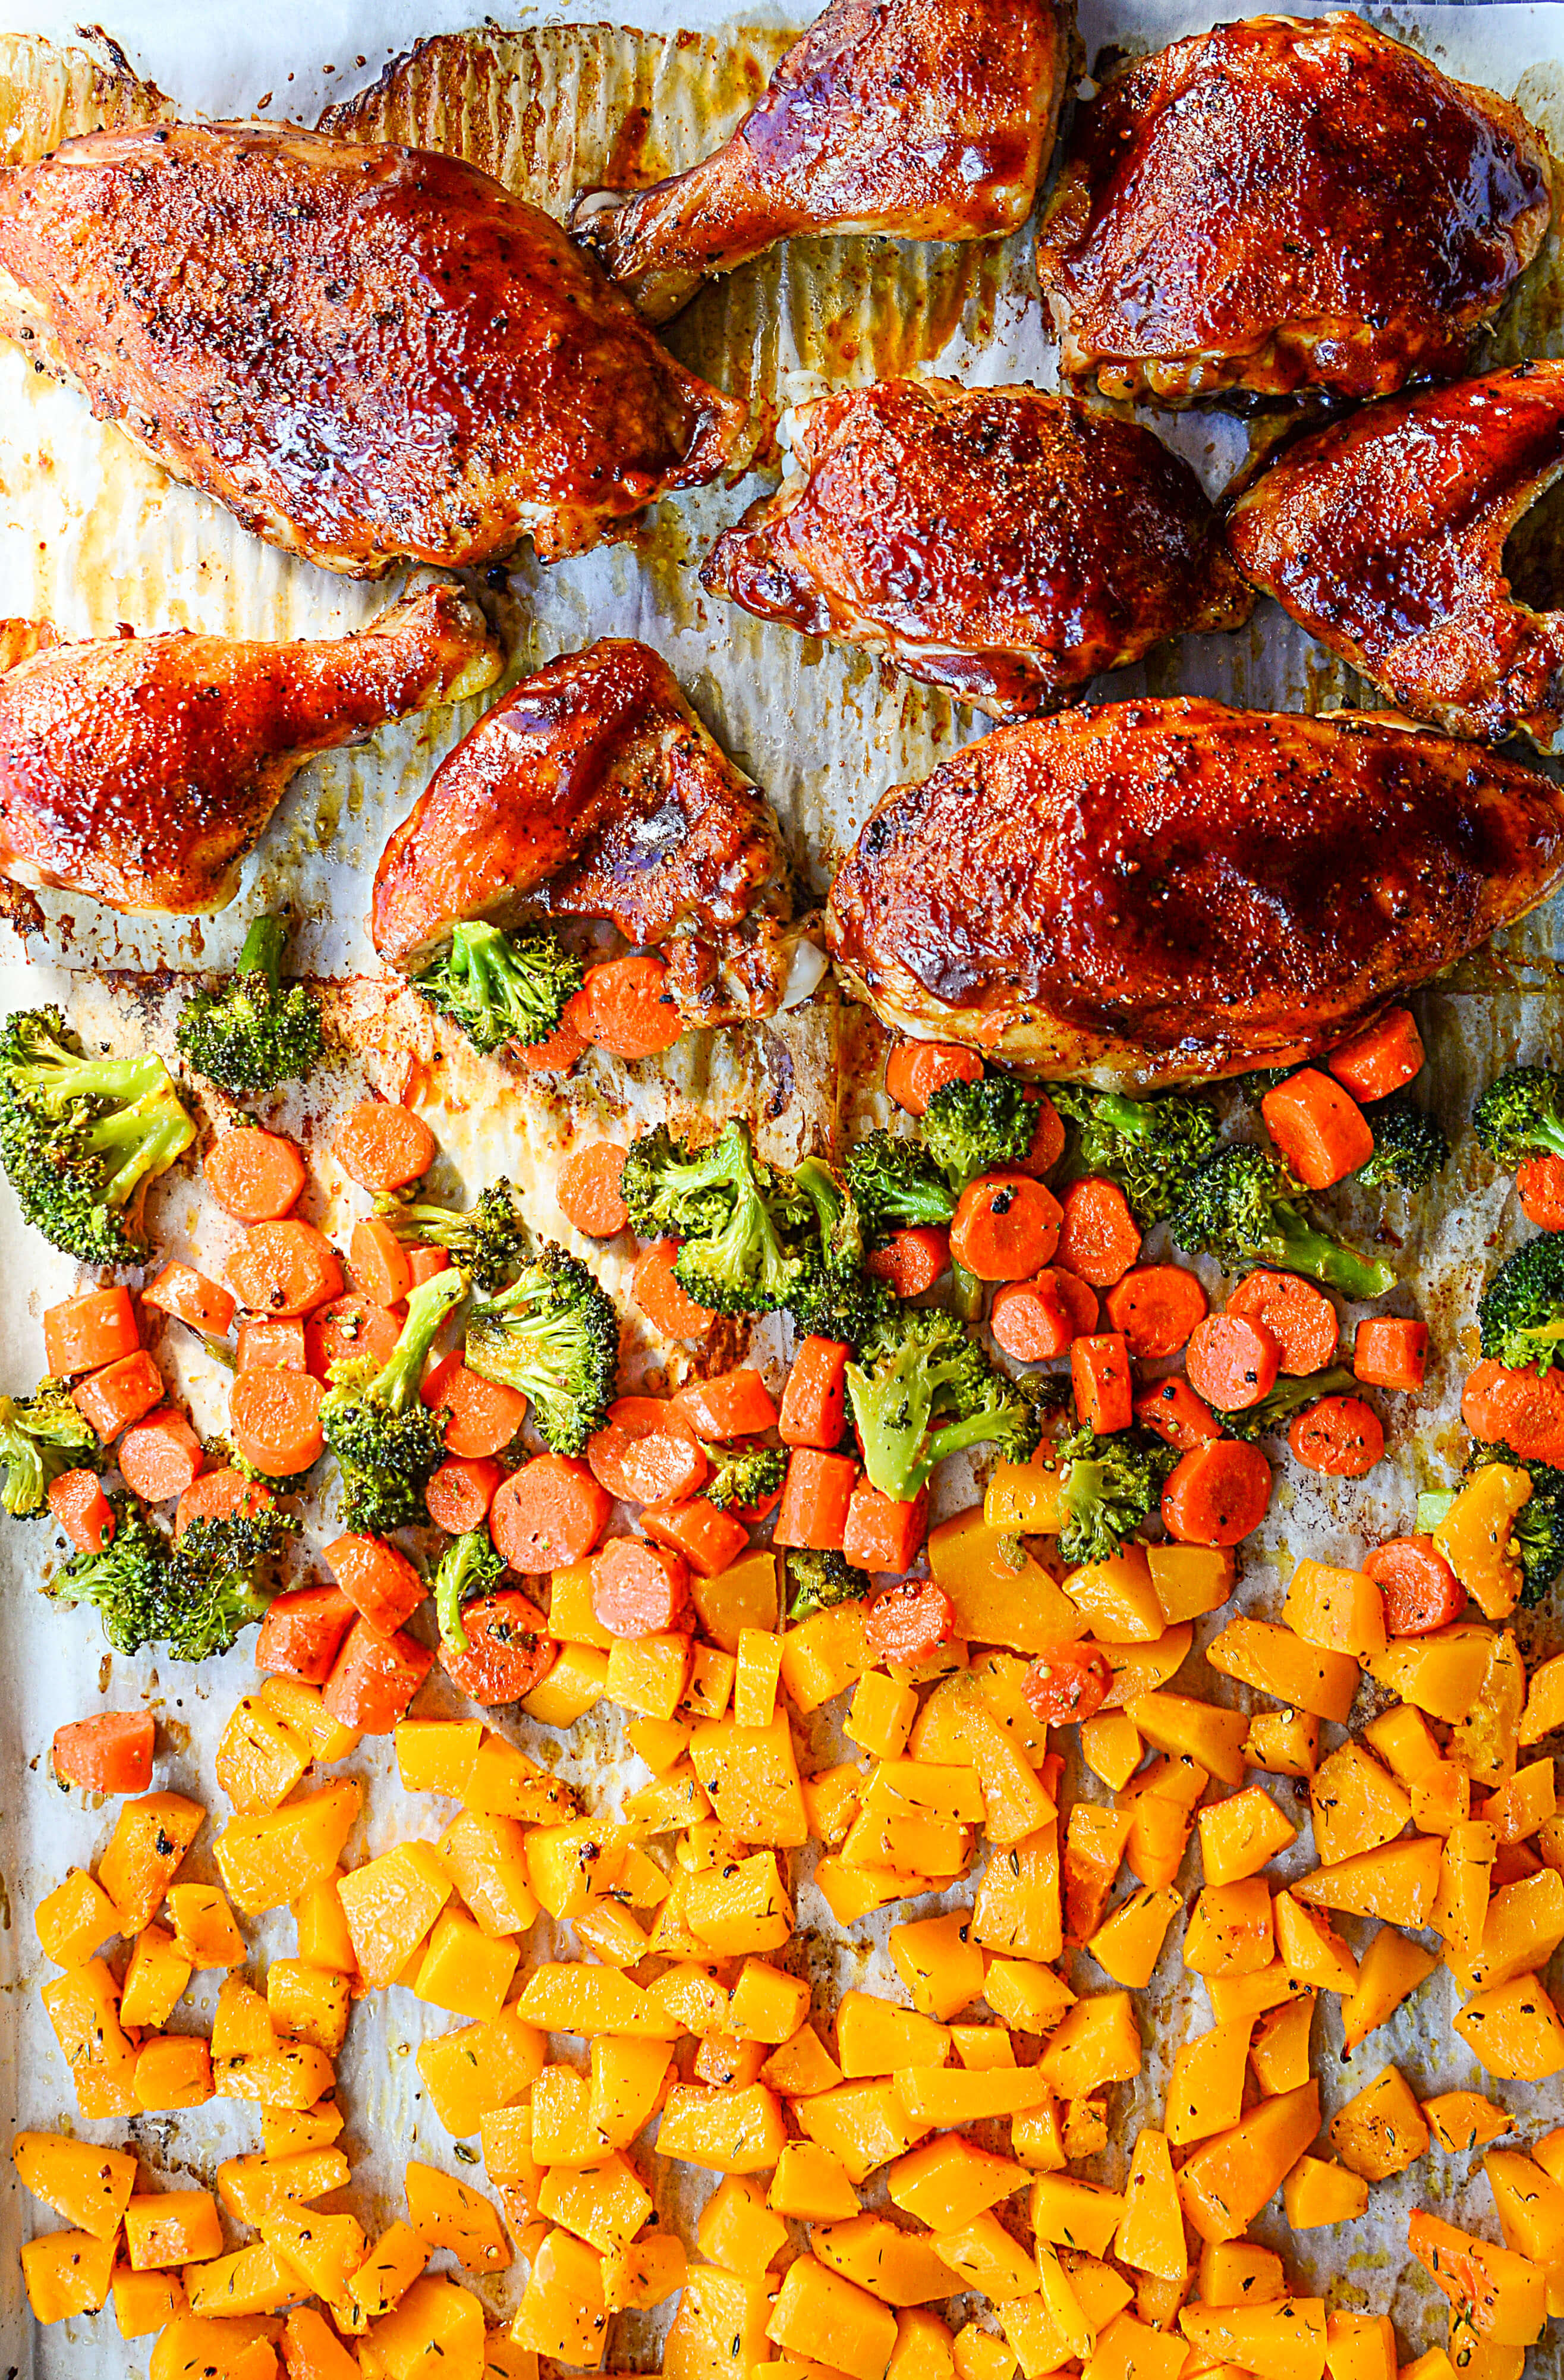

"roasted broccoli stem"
[846,1304,1042,1503]
[175,914,324,1095]
[1473,1064,1564,1170]
[433,1527,504,1652]
[921,1074,1036,1193]
[322,1270,467,1532]
[1479,1235,1564,1376]
[1466,1441,1564,1606]
[413,920,583,1055]
[0,1380,95,1518]
[1170,1146,1396,1299]
[464,1243,619,1457]
[1211,1364,1360,1444]
[1354,1096,1449,1193]
[844,1131,956,1234]
[620,1120,806,1317]
[786,1547,872,1620]
[704,1444,788,1513]
[0,1008,196,1265]
[378,1181,528,1294]
[1055,1425,1178,1567]
[51,1496,288,1659]
[1049,1083,1221,1224]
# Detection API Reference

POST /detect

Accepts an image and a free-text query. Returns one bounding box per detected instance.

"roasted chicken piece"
[1037,14,1550,407]
[0,586,498,914]
[826,700,1564,1087]
[702,377,1252,720]
[569,0,1073,322]
[1228,364,1564,750]
[373,639,799,1026]
[0,122,745,577]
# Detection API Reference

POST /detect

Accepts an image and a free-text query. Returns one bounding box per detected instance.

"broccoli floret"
[1049,1083,1221,1224]
[0,1379,95,1517]
[1480,1235,1564,1375]
[786,1547,872,1619]
[379,1181,527,1295]
[433,1527,503,1651]
[846,1305,1043,1503]
[465,1243,619,1457]
[921,1074,1035,1193]
[783,1156,887,1345]
[1354,1096,1449,1193]
[163,1507,295,1659]
[1055,1425,1178,1567]
[1473,1065,1564,1169]
[0,1008,196,1265]
[1235,1066,1298,1102]
[1170,1146,1396,1300]
[621,1120,805,1318]
[49,1498,169,1655]
[1465,1442,1564,1606]
[414,920,583,1055]
[704,1443,788,1511]
[844,1131,955,1233]
[322,1270,467,1532]
[788,1259,892,1351]
[175,914,323,1095]
[1211,1364,1360,1444]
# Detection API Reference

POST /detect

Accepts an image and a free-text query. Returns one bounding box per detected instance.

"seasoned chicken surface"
[373,640,798,1026]
[0,122,745,577]
[1037,14,1550,407]
[701,377,1253,721]
[826,700,1564,1087]
[569,0,1073,323]
[1228,365,1564,751]
[0,586,498,916]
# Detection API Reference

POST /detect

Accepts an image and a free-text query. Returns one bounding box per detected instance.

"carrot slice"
[842,1481,929,1576]
[117,1410,204,1505]
[565,955,684,1059]
[423,1359,529,1460]
[989,1279,1074,1364]
[866,1227,951,1299]
[1069,1333,1132,1434]
[254,1584,357,1683]
[774,1448,859,1551]
[1162,1440,1272,1546]
[640,1498,751,1580]
[671,1369,779,1441]
[142,1263,237,1340]
[1104,1265,1207,1361]
[46,1469,116,1555]
[1327,1008,1425,1102]
[228,1367,325,1476]
[558,1144,631,1238]
[1362,1536,1465,1635]
[325,1533,427,1636]
[439,1593,557,1706]
[306,1293,402,1385]
[1289,1394,1384,1477]
[322,1618,432,1733]
[52,1711,155,1796]
[515,1017,589,1075]
[587,1396,709,1507]
[1055,1177,1143,1289]
[1224,1270,1339,1377]
[227,1222,344,1320]
[1353,1317,1428,1393]
[779,1337,850,1451]
[1021,1644,1112,1725]
[949,1174,1063,1282]
[1134,1378,1221,1450]
[71,1351,165,1443]
[1519,1154,1564,1232]
[1463,1359,1564,1465]
[1185,1314,1281,1413]
[864,1579,955,1665]
[204,1128,307,1224]
[591,1536,691,1637]
[885,1042,984,1117]
[490,1453,612,1571]
[335,1099,435,1193]
[1260,1069,1374,1189]
[175,1467,274,1539]
[43,1286,139,1379]
[631,1241,716,1340]
[348,1216,413,1310]
[1015,1093,1066,1178]
[425,1457,503,1536]
[405,1245,453,1288]
[237,1319,309,1374]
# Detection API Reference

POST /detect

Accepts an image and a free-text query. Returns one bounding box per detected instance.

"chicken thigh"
[569,0,1073,323]
[702,378,1253,720]
[372,640,799,1026]
[826,700,1564,1088]
[0,122,745,577]
[1228,364,1564,750]
[1037,14,1550,407]
[0,585,498,914]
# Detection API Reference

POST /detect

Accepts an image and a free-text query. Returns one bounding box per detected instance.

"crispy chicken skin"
[0,122,745,578]
[569,0,1073,323]
[372,639,798,1026]
[0,586,498,916]
[1228,364,1564,751]
[701,377,1253,720]
[1037,14,1550,407]
[826,700,1564,1088]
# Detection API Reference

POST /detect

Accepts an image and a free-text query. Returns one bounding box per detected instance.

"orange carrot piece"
[1015,1093,1066,1178]
[842,1480,928,1576]
[949,1172,1063,1282]
[228,1367,325,1476]
[1463,1359,1564,1465]
[1055,1177,1143,1289]
[439,1593,557,1706]
[142,1263,237,1340]
[671,1369,779,1441]
[587,1397,709,1507]
[423,1360,529,1461]
[565,955,683,1059]
[1260,1069,1374,1189]
[254,1584,357,1683]
[1224,1270,1339,1377]
[72,1351,165,1443]
[1069,1333,1132,1433]
[175,1467,273,1539]
[1327,1008,1425,1103]
[514,1017,589,1074]
[334,1099,435,1193]
[118,1410,204,1505]
[226,1222,344,1320]
[237,1319,309,1374]
[325,1533,427,1636]
[779,1337,850,1451]
[1022,1643,1114,1725]
[864,1579,955,1665]
[1162,1440,1272,1546]
[885,1042,983,1117]
[1289,1394,1384,1477]
[47,1469,116,1555]
[405,1244,453,1288]
[425,1457,503,1536]
[866,1227,951,1298]
[1362,1537,1465,1636]
[52,1711,154,1796]
[1184,1313,1281,1413]
[632,1241,716,1340]
[558,1143,631,1238]
[305,1293,401,1384]
[322,1618,433,1733]
[1134,1377,1222,1450]
[203,1128,307,1224]
[591,1536,691,1637]
[1104,1265,1207,1361]
[490,1453,612,1571]
[1520,1154,1564,1231]
[989,1279,1074,1363]
[640,1497,751,1579]
[773,1448,859,1551]
[1354,1316,1428,1393]
[348,1216,413,1310]
[43,1286,139,1379]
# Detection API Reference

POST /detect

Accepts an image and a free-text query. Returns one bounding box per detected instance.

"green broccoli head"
[414,920,584,1055]
[321,1269,467,1531]
[1473,1065,1564,1170]
[1211,1365,1360,1444]
[846,1304,1043,1503]
[49,1497,170,1655]
[1480,1235,1564,1375]
[464,1243,619,1457]
[1354,1096,1449,1193]
[0,1379,95,1518]
[844,1131,956,1234]
[1235,1066,1299,1102]
[621,1120,807,1318]
[921,1074,1035,1193]
[1056,1425,1178,1567]
[175,914,323,1096]
[1170,1146,1396,1300]
[786,1547,872,1620]
[1465,1444,1564,1606]
[786,1257,893,1353]
[0,1008,196,1265]
[379,1181,528,1295]
[1049,1084,1221,1224]
[433,1527,504,1652]
[163,1506,296,1659]
[704,1443,788,1512]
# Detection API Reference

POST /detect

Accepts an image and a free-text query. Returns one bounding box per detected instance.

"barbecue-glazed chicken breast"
[0,586,498,915]
[569,0,1074,323]
[1037,14,1550,407]
[373,640,799,1026]
[826,701,1564,1087]
[1228,364,1564,751]
[0,123,745,577]
[701,378,1253,721]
